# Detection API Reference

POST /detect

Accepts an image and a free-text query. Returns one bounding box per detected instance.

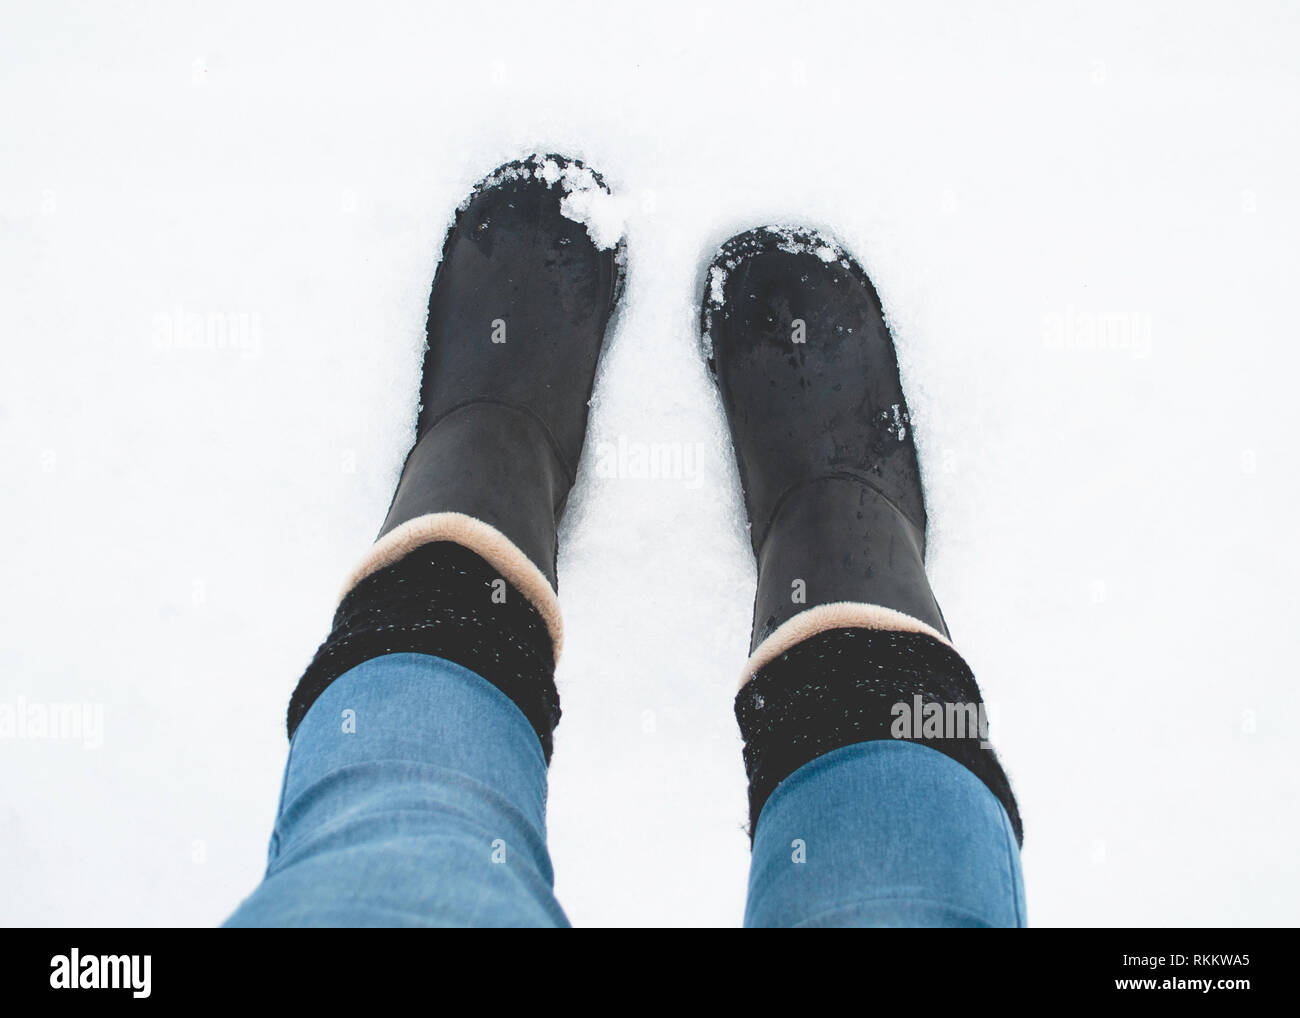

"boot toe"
[700,224,928,543]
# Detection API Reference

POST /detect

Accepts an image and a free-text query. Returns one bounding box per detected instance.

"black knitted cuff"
[736,628,1022,845]
[287,541,560,759]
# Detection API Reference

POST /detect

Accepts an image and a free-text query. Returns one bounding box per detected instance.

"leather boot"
[702,225,1020,842]
[289,154,625,747]
[704,225,948,675]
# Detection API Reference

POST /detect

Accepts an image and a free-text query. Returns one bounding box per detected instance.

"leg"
[745,742,1025,928]
[229,155,624,927]
[702,227,1024,928]
[227,654,566,927]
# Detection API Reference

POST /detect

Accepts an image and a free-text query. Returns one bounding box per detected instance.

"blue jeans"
[226,653,1025,927]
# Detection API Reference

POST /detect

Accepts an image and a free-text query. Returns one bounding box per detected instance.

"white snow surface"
[2,1,1299,927]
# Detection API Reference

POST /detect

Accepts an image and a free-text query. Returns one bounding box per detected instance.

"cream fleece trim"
[339,512,563,662]
[740,602,952,688]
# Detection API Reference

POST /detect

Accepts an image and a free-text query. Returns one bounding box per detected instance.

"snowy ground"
[3,1,1298,927]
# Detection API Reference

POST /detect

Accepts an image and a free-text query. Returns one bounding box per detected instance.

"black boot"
[289,154,625,754]
[702,226,1020,841]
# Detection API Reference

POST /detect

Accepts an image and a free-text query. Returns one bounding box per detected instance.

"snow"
[2,1,1299,928]
[559,186,625,252]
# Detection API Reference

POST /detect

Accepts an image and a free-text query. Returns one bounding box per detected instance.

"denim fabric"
[227,653,1024,928]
